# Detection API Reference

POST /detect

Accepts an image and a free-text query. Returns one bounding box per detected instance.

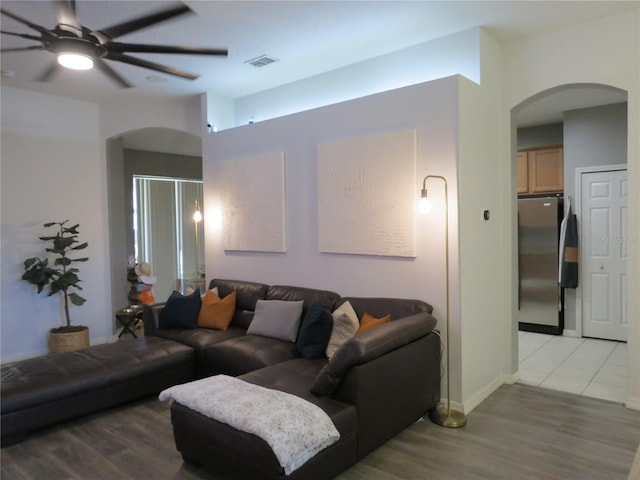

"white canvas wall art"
[317,129,417,257]
[219,151,286,252]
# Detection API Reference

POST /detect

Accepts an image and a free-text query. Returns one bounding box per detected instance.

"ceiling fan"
[0,0,228,87]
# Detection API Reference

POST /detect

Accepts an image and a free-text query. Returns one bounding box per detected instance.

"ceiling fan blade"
[1,30,42,41]
[1,45,44,53]
[98,3,191,40]
[107,42,228,56]
[37,62,60,82]
[0,8,51,35]
[55,0,81,33]
[94,59,132,88]
[107,53,198,80]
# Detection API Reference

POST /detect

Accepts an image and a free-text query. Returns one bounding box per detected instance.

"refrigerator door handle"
[517,210,521,310]
[558,285,563,312]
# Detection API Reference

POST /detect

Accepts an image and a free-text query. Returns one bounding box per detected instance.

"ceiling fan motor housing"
[45,34,107,59]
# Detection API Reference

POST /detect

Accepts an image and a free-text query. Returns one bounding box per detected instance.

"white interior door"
[581,168,628,341]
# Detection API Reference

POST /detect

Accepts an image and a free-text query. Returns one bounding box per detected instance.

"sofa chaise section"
[170,358,359,480]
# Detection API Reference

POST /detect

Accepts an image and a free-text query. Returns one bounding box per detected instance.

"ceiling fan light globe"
[58,53,94,70]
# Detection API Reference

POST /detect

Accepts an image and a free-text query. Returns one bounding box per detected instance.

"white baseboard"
[625,396,640,411]
[503,371,520,385]
[562,329,579,338]
[92,334,120,345]
[463,374,505,414]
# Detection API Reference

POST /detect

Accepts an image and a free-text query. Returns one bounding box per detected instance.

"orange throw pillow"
[198,290,236,330]
[357,312,391,334]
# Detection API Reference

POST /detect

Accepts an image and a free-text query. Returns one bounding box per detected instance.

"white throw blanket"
[159,375,340,475]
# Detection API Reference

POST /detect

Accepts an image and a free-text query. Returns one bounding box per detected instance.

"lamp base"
[429,404,467,428]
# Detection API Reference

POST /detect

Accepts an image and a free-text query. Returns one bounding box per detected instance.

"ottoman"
[1,336,195,446]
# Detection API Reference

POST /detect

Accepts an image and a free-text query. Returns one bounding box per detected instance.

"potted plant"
[22,220,90,353]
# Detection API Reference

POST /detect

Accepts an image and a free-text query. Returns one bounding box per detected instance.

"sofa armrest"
[311,312,436,396]
[142,303,166,336]
[336,332,440,458]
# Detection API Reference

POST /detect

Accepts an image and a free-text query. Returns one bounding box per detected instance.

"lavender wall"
[203,77,460,310]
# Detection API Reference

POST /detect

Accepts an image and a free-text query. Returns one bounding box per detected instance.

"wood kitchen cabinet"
[517,146,563,195]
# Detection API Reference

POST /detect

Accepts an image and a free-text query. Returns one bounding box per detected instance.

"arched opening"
[510,83,628,402]
[106,128,203,327]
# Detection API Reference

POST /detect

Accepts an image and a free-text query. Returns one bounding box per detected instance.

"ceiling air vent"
[245,55,279,68]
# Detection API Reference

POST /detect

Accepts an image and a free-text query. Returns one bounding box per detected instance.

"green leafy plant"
[22,220,89,332]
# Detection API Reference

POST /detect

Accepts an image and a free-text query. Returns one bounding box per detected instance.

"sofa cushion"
[159,290,202,329]
[209,279,269,329]
[198,290,236,330]
[266,285,341,317]
[154,326,247,378]
[202,335,301,377]
[296,304,333,359]
[154,326,246,351]
[357,312,391,334]
[247,299,304,342]
[311,313,437,396]
[326,301,359,359]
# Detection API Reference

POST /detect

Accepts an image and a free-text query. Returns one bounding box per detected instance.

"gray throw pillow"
[246,299,304,342]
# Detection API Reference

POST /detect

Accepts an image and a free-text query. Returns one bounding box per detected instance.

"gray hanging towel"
[560,204,579,288]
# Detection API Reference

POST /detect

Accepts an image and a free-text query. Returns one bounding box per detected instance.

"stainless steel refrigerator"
[517,196,564,334]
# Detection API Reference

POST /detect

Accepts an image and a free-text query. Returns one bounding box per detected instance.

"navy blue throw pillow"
[296,303,333,359]
[159,290,202,329]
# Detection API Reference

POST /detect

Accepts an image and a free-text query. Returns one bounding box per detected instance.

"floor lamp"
[193,199,202,278]
[420,175,467,428]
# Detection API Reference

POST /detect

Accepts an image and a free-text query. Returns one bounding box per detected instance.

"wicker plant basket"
[48,327,90,353]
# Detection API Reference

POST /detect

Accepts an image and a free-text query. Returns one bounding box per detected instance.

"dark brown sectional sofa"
[1,278,441,480]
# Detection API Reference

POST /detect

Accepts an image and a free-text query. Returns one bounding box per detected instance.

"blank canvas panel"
[317,129,417,257]
[220,152,286,252]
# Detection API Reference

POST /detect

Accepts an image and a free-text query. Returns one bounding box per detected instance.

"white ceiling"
[1,1,634,126]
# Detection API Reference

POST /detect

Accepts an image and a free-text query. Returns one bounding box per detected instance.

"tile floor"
[518,331,627,403]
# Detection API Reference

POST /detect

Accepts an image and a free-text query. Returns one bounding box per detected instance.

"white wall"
[102,97,205,331]
[100,95,203,141]
[232,28,481,127]
[1,87,111,361]
[457,30,509,410]
[502,10,639,408]
[564,103,628,202]
[517,124,564,149]
[1,88,205,362]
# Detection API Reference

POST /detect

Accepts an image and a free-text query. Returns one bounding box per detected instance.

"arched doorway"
[511,83,629,402]
[106,128,203,321]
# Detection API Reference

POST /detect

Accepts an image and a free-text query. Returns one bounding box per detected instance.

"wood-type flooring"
[2,383,639,480]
